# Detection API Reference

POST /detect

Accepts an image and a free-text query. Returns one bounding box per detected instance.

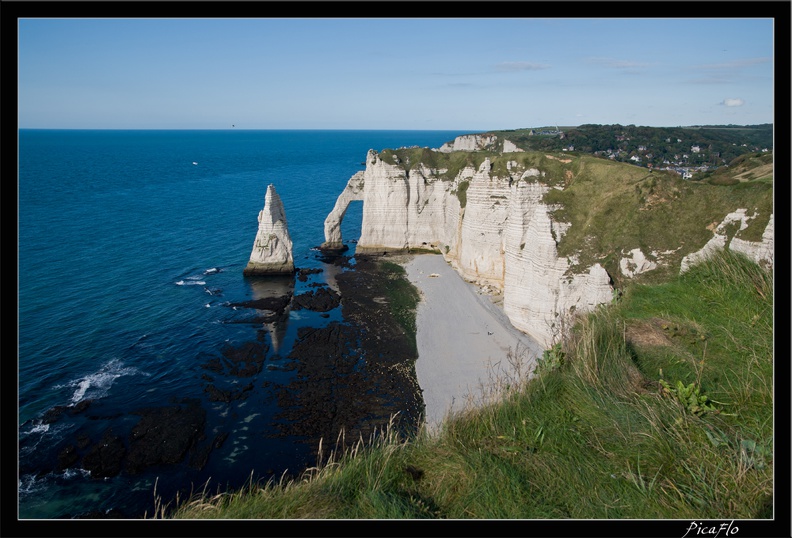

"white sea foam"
[18,474,45,496]
[175,280,206,286]
[20,421,72,458]
[24,422,50,435]
[55,359,144,404]
[60,468,91,480]
[19,468,93,497]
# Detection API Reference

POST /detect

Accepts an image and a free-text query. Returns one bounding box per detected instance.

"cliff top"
[373,143,773,286]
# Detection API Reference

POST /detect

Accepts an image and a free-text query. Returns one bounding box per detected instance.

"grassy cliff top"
[540,152,773,284]
[376,146,773,286]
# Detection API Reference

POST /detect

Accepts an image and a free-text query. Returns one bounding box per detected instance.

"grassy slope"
[165,251,773,520]
[541,153,773,284]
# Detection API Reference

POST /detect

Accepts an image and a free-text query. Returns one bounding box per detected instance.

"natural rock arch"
[320,170,365,251]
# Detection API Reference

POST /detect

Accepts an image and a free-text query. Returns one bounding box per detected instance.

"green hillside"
[490,123,773,170]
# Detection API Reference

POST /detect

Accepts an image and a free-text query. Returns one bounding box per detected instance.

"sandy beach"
[403,254,544,434]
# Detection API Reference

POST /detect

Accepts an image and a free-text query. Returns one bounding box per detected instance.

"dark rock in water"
[72,399,93,414]
[204,382,254,402]
[41,406,66,424]
[269,257,424,459]
[125,400,206,475]
[82,429,127,479]
[317,243,349,256]
[200,339,267,403]
[57,444,79,471]
[220,339,268,377]
[297,267,324,282]
[229,293,292,314]
[292,287,341,312]
[212,432,229,449]
[76,435,91,449]
[87,412,123,420]
[190,432,230,470]
[200,357,224,374]
[41,399,93,424]
[204,286,223,296]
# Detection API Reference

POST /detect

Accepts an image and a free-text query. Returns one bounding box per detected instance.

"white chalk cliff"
[620,248,658,278]
[322,149,612,346]
[243,184,295,276]
[501,179,612,345]
[437,133,498,153]
[322,137,773,348]
[681,210,774,272]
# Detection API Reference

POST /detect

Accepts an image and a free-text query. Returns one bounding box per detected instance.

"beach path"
[403,254,543,434]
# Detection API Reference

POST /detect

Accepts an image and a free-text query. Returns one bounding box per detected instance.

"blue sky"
[17,17,776,130]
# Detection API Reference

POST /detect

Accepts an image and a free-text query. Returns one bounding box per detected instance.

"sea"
[17,128,469,519]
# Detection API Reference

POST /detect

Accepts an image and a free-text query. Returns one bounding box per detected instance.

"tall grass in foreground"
[164,251,773,519]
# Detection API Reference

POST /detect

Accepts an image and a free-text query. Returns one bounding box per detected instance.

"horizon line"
[17,123,774,132]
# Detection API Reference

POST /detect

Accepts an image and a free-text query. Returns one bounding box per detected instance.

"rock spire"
[243,184,295,276]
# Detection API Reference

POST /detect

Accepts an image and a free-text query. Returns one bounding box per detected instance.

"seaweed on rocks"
[291,286,341,312]
[269,255,424,459]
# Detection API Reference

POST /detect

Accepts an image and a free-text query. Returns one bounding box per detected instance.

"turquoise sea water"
[17,129,467,519]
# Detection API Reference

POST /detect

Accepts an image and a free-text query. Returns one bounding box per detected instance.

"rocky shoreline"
[31,252,423,518]
[265,254,423,459]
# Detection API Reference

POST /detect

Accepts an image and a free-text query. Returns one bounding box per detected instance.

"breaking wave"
[54,359,145,405]
[175,279,206,286]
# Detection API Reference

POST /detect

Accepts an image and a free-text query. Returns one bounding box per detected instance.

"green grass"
[453,179,470,208]
[163,251,773,520]
[378,260,421,354]
[539,154,772,285]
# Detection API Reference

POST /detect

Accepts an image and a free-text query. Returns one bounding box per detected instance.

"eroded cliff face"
[502,179,612,345]
[324,150,461,255]
[454,159,510,285]
[322,144,773,348]
[681,210,774,272]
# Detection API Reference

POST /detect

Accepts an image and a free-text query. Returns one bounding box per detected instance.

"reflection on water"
[247,275,295,353]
